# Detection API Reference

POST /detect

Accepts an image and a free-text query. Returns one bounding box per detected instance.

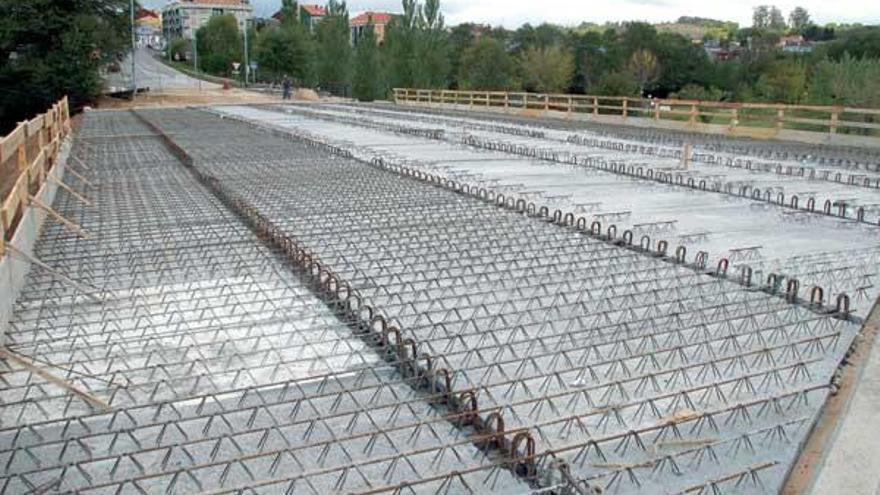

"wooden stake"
[682,143,692,170]
[63,163,95,189]
[0,347,111,411]
[47,174,93,206]
[6,244,103,302]
[30,196,91,239]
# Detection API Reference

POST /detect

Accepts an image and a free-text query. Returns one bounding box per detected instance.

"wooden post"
[654,102,661,120]
[504,92,509,110]
[469,92,474,108]
[682,143,691,169]
[485,91,490,107]
[622,98,628,118]
[593,97,598,116]
[776,108,785,130]
[689,104,697,125]
[567,96,573,117]
[544,94,550,111]
[830,108,839,135]
[730,107,739,129]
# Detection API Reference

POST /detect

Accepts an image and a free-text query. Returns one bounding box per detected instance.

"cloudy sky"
[145,0,880,27]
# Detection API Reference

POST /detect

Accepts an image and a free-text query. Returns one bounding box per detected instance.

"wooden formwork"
[0,97,71,257]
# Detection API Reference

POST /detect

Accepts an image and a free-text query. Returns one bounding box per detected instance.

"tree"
[519,45,574,93]
[769,7,786,30]
[458,37,516,90]
[314,0,352,95]
[169,39,190,62]
[254,23,313,84]
[753,5,785,30]
[595,70,639,96]
[415,0,450,88]
[196,14,243,76]
[808,54,880,108]
[788,7,811,33]
[0,0,130,131]
[353,24,383,101]
[652,32,712,95]
[385,0,450,89]
[818,26,880,60]
[753,58,806,103]
[279,0,298,27]
[627,49,660,93]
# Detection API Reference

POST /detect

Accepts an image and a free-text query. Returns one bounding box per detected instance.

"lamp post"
[243,19,250,87]
[130,0,136,100]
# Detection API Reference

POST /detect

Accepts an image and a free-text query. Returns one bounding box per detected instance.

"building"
[702,39,742,61]
[271,4,326,32]
[778,34,814,53]
[135,8,163,49]
[350,12,393,45]
[162,0,253,41]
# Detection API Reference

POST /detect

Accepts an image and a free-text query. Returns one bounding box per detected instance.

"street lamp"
[243,18,250,87]
[130,0,136,99]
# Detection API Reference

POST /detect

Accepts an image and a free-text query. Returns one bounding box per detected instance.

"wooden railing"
[0,97,71,256]
[392,88,880,138]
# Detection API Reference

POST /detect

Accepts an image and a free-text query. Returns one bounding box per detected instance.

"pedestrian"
[282,75,292,100]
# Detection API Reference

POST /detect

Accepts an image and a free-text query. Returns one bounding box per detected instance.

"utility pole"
[130,0,136,100]
[193,30,201,91]
[243,19,250,87]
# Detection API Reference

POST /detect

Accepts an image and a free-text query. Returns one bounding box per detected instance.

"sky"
[144,0,880,27]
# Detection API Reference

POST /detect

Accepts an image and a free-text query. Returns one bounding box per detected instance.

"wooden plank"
[30,196,91,239]
[26,115,44,136]
[0,124,25,163]
[0,347,110,411]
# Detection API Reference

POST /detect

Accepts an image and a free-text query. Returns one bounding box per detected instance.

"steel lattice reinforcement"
[0,106,870,495]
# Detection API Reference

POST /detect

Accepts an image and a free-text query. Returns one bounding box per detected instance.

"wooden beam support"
[29,196,91,239]
[6,244,103,302]
[47,174,93,206]
[0,347,111,411]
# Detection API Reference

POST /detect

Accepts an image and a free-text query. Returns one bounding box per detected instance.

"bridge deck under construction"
[0,105,874,495]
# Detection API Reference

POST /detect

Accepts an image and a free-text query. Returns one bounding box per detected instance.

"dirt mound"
[294,88,320,101]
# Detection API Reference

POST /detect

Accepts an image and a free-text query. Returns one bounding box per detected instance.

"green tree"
[196,14,243,76]
[169,38,190,62]
[788,7,811,33]
[595,70,639,96]
[753,5,785,30]
[569,30,616,93]
[627,49,660,93]
[353,24,383,101]
[818,26,880,60]
[254,23,314,84]
[279,0,299,27]
[519,45,574,93]
[458,37,516,90]
[0,0,130,131]
[753,58,806,103]
[414,0,449,88]
[808,54,880,107]
[314,0,352,95]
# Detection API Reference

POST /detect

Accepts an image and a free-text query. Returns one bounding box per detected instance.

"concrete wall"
[397,101,880,150]
[0,140,70,343]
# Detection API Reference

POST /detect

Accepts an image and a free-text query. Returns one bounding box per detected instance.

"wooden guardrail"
[392,88,880,138]
[0,97,71,257]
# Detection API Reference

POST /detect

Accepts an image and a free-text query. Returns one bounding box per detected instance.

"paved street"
[104,48,220,93]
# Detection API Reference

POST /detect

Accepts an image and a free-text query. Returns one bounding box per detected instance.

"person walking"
[282,75,292,100]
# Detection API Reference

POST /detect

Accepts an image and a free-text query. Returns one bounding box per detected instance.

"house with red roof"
[271,4,327,32]
[350,12,393,45]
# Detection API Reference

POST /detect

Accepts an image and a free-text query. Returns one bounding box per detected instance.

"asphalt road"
[105,48,221,92]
